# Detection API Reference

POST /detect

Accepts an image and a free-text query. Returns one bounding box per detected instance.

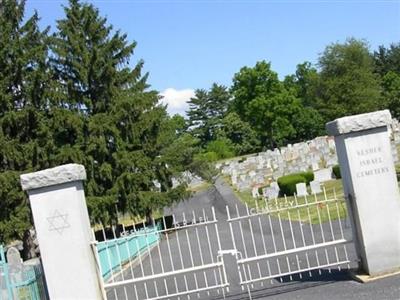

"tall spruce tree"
[51,0,192,225]
[0,0,52,258]
[186,83,230,144]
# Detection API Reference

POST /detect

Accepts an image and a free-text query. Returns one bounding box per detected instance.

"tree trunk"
[22,229,37,260]
[145,209,154,227]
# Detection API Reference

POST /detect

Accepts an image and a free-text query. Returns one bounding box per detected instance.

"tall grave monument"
[326,110,400,276]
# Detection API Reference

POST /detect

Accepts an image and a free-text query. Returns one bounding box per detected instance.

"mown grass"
[233,179,348,224]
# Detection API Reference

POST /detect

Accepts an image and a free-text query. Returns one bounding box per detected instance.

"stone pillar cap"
[20,164,86,191]
[326,110,392,136]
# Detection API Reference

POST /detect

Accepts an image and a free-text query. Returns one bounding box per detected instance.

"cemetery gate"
[94,188,356,300]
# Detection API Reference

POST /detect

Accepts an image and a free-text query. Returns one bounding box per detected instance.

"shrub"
[277,174,307,196]
[333,165,341,179]
[302,171,314,184]
[205,138,235,160]
[277,171,314,196]
[201,151,219,162]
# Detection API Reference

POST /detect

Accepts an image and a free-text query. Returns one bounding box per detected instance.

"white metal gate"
[95,208,228,300]
[94,188,356,300]
[226,189,353,293]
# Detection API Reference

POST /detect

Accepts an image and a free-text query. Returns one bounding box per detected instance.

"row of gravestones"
[218,137,338,192]
[217,120,400,193]
[252,167,333,200]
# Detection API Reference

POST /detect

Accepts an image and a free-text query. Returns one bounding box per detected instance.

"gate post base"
[350,267,400,283]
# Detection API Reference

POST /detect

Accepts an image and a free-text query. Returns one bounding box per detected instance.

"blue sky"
[26,0,400,115]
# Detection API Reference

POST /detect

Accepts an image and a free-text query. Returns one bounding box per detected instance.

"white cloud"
[160,88,195,116]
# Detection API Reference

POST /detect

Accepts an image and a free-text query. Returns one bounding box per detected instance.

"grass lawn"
[233,179,348,224]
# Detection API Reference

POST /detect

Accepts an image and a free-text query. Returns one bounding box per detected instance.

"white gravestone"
[270,181,280,192]
[313,167,332,182]
[263,187,279,200]
[6,247,22,268]
[20,164,104,299]
[251,187,260,198]
[296,182,308,197]
[327,110,400,276]
[310,180,322,195]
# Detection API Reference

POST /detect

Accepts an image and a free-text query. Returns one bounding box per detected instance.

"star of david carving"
[47,210,70,235]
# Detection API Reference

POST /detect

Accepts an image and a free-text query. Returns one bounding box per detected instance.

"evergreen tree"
[374,43,400,77]
[0,0,52,258]
[186,83,230,144]
[51,0,194,225]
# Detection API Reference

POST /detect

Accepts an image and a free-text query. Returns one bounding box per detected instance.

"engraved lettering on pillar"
[354,146,389,178]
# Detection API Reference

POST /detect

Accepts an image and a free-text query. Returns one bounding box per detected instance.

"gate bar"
[104,262,224,289]
[238,239,351,264]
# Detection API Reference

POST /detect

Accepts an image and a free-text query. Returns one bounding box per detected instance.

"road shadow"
[207,268,359,300]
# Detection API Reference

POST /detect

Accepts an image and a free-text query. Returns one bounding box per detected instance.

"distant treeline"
[184,39,400,161]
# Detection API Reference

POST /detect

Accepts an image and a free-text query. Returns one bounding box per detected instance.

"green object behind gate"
[0,245,47,300]
[96,225,161,279]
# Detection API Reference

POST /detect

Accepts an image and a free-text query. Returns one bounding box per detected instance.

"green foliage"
[231,61,303,148]
[374,43,400,76]
[277,171,314,196]
[217,112,260,155]
[277,174,306,196]
[48,0,201,225]
[0,171,30,243]
[284,62,320,108]
[317,38,382,121]
[197,151,219,163]
[301,171,315,184]
[333,165,341,179]
[187,84,230,144]
[292,107,325,141]
[0,0,206,253]
[205,138,235,160]
[381,71,400,120]
[0,0,52,252]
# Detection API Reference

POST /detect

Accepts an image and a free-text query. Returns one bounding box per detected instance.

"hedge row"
[277,171,314,196]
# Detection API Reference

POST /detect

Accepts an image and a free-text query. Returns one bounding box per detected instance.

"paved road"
[105,178,399,300]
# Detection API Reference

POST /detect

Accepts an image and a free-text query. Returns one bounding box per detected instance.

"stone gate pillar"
[20,164,104,299]
[326,110,400,276]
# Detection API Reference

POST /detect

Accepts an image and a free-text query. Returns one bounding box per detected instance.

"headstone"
[296,182,308,197]
[310,180,322,194]
[231,174,238,185]
[6,247,22,267]
[251,187,260,198]
[312,162,319,171]
[264,187,279,200]
[313,167,332,182]
[270,181,280,192]
[326,110,400,276]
